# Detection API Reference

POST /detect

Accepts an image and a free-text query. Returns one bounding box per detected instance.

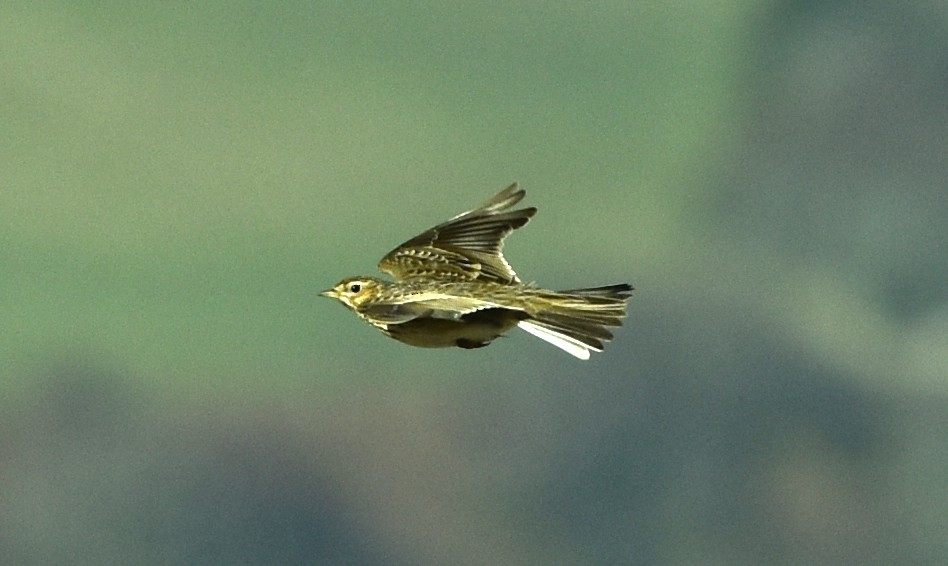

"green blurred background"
[3,1,946,564]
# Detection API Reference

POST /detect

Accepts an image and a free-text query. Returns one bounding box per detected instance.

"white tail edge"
[517,321,592,360]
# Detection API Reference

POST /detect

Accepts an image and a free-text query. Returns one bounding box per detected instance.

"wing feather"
[359,291,509,322]
[377,183,536,283]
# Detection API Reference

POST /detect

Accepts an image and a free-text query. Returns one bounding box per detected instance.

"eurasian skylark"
[321,183,632,359]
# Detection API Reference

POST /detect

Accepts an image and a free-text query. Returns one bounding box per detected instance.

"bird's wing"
[377,183,536,284]
[359,291,512,323]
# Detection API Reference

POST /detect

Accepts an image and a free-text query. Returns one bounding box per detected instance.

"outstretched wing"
[378,183,537,283]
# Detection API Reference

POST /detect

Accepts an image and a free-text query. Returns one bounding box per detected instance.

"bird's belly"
[385,309,522,349]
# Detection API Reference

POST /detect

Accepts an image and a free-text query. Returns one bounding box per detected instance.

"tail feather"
[532,313,615,341]
[557,283,634,298]
[518,283,633,359]
[517,321,597,361]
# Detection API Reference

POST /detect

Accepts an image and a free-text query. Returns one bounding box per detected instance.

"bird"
[320,183,633,359]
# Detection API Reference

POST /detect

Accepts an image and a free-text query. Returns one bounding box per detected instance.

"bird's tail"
[517,283,633,360]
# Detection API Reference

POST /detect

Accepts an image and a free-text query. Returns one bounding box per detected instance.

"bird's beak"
[319,288,337,299]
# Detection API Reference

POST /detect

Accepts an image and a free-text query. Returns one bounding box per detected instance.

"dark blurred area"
[3,1,946,565]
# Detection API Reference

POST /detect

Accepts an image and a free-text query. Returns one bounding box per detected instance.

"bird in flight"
[321,183,633,359]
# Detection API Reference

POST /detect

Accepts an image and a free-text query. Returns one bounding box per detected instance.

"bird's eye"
[348,283,362,293]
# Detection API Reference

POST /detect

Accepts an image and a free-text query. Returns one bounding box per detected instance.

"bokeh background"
[3,1,946,564]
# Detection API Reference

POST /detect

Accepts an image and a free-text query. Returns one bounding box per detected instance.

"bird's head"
[320,277,385,310]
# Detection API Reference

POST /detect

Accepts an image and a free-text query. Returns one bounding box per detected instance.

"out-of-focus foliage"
[2,1,945,564]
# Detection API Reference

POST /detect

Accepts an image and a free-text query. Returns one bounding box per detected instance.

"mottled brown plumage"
[321,183,632,359]
[377,183,535,283]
